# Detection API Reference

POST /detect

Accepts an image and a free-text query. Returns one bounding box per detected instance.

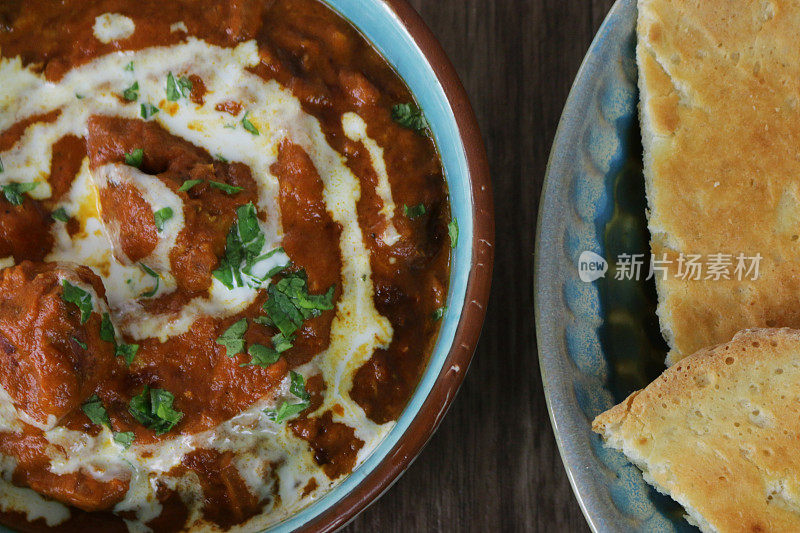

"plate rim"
[534,0,638,531]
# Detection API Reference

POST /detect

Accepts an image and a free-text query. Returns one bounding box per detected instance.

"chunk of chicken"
[0,261,117,427]
[87,116,260,294]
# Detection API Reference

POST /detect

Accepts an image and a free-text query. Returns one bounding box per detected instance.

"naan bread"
[638,0,800,363]
[594,328,800,532]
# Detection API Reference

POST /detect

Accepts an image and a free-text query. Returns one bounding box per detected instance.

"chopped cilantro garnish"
[128,386,183,435]
[179,179,203,192]
[84,396,135,447]
[166,72,180,101]
[289,370,311,401]
[265,371,310,423]
[140,103,159,120]
[113,431,135,449]
[166,72,192,101]
[215,154,228,162]
[212,203,278,289]
[124,148,144,168]
[2,182,38,206]
[139,263,159,298]
[100,312,138,365]
[122,81,139,102]
[243,331,292,367]
[100,313,116,343]
[268,401,308,423]
[391,103,428,134]
[272,332,293,353]
[448,218,458,248]
[432,306,447,321]
[246,343,280,367]
[263,270,335,340]
[241,112,259,135]
[61,280,92,324]
[73,337,88,350]
[82,394,111,427]
[0,156,3,172]
[75,94,85,99]
[153,207,173,232]
[209,181,243,194]
[403,203,426,219]
[115,343,139,366]
[178,76,193,97]
[124,61,134,72]
[253,315,274,327]
[216,318,247,357]
[51,207,70,222]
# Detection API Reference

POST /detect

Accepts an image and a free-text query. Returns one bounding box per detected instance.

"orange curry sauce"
[0,0,450,530]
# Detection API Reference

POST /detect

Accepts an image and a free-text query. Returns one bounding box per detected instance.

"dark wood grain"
[343,1,616,531]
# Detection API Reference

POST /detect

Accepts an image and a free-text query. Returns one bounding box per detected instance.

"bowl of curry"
[0,0,492,531]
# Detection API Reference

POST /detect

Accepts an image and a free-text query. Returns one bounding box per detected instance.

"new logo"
[578,251,608,283]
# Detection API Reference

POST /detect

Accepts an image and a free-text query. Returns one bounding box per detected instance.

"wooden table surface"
[344,1,617,531]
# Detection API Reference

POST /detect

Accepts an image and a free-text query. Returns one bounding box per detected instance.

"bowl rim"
[297,1,495,532]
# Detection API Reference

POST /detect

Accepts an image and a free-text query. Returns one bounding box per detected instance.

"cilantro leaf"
[217,318,247,357]
[0,156,3,172]
[264,371,310,423]
[100,312,116,343]
[122,81,139,102]
[75,93,85,99]
[253,315,274,327]
[72,337,88,350]
[432,306,447,321]
[215,154,228,162]
[139,263,159,298]
[245,343,280,367]
[51,207,70,222]
[113,431,135,449]
[448,217,458,248]
[82,394,111,427]
[267,401,307,423]
[289,370,310,401]
[115,343,139,366]
[124,61,134,72]
[272,332,293,353]
[403,203,426,219]
[166,72,181,101]
[178,76,192,97]
[61,280,92,324]
[140,103,159,120]
[124,148,143,168]
[391,103,428,134]
[209,181,243,194]
[128,386,183,435]
[178,179,203,192]
[263,271,335,339]
[241,111,259,135]
[166,73,192,101]
[101,311,138,365]
[213,203,279,289]
[153,207,173,232]
[2,182,38,206]
[85,396,137,448]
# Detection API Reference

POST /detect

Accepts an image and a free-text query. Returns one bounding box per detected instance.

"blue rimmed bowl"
[277,1,494,532]
[535,0,695,531]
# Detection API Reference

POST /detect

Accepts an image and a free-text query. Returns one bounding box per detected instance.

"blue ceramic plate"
[535,0,696,531]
